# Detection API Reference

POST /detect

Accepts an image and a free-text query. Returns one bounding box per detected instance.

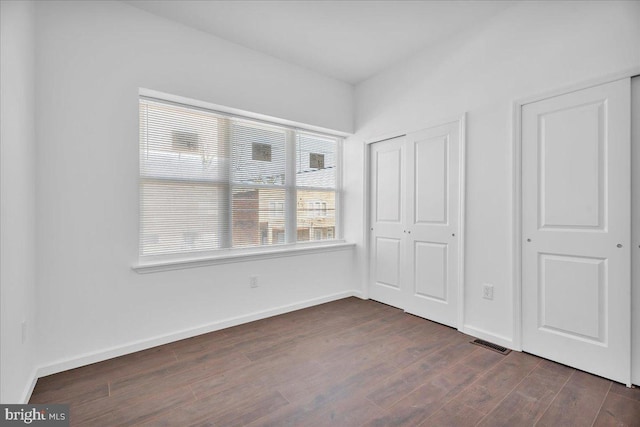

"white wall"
[349,1,640,346]
[34,0,355,373]
[0,0,38,403]
[632,77,639,385]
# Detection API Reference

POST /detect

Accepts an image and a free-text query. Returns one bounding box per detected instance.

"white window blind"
[295,132,337,242]
[139,97,341,258]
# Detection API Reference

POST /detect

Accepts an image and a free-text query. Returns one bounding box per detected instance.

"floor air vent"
[470,339,511,355]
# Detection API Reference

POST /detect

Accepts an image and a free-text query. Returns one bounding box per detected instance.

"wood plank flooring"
[30,297,640,426]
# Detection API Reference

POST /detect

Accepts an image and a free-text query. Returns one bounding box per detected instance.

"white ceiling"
[124,0,514,85]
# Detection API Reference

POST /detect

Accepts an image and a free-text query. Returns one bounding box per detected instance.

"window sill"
[132,241,356,274]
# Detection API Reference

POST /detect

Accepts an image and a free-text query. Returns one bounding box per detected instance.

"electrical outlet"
[21,321,27,344]
[249,276,259,288]
[482,284,494,300]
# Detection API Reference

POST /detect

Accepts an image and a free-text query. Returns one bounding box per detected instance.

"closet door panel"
[404,120,462,327]
[369,136,406,309]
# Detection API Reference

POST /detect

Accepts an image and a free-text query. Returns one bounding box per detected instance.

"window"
[308,201,327,217]
[172,131,200,152]
[269,201,284,217]
[139,97,341,258]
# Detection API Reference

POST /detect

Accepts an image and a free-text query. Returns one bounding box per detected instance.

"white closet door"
[368,118,463,327]
[403,122,461,327]
[522,78,631,385]
[369,136,406,309]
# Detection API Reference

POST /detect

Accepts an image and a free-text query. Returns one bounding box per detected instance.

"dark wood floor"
[30,297,640,426]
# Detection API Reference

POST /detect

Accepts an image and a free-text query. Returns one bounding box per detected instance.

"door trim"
[512,68,640,356]
[364,113,466,330]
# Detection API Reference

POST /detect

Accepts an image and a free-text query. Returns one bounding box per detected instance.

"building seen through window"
[139,97,340,257]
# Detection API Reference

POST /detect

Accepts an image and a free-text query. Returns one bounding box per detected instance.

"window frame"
[135,89,348,269]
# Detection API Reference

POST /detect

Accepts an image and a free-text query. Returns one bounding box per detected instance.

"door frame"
[363,113,467,330]
[511,68,640,358]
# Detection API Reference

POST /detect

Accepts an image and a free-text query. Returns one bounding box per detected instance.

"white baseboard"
[461,325,515,350]
[351,290,365,300]
[20,367,38,404]
[36,290,360,380]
